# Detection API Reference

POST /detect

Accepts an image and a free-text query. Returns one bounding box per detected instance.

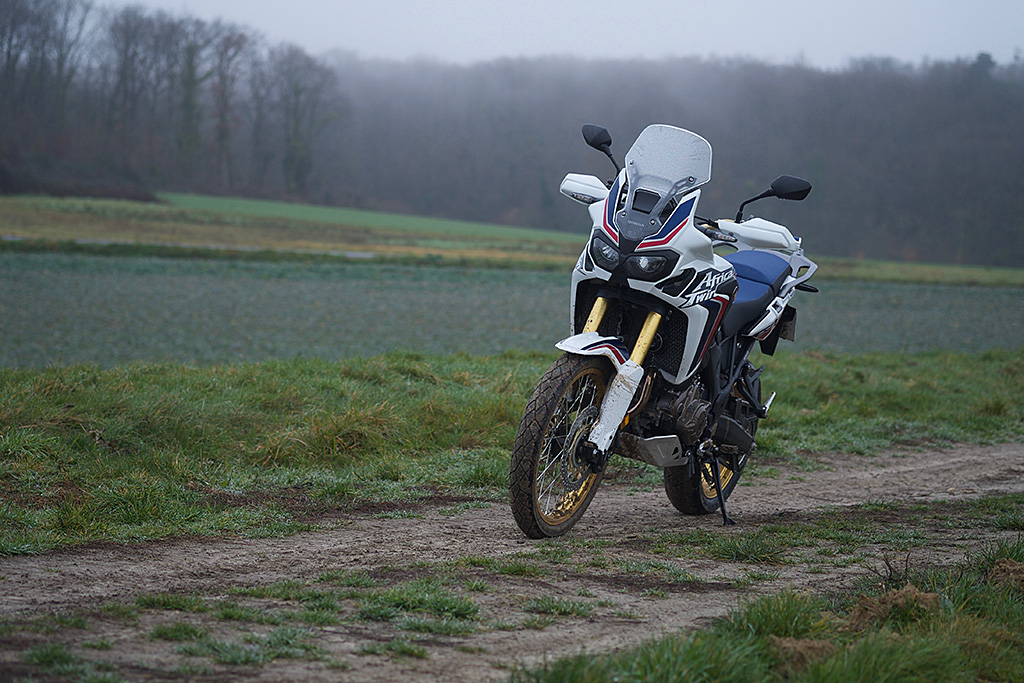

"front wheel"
[510,354,611,538]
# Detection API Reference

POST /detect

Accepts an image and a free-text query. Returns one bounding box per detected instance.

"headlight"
[589,237,619,271]
[623,254,672,281]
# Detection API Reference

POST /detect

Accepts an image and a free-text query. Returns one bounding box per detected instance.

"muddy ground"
[2,442,1022,681]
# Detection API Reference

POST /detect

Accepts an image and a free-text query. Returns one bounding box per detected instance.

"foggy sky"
[117,0,1023,68]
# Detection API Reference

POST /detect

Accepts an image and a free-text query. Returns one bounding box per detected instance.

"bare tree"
[48,0,92,135]
[176,17,216,177]
[243,43,275,193]
[104,5,155,161]
[269,43,341,196]
[211,23,247,189]
[0,0,35,116]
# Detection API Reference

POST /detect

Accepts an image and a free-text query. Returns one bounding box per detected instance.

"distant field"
[0,194,585,268]
[160,193,585,243]
[2,194,1024,286]
[2,252,1022,367]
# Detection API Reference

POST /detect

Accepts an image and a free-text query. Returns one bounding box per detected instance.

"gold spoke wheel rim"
[700,462,736,500]
[535,368,605,525]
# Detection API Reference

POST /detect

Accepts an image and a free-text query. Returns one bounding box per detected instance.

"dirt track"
[2,443,1022,681]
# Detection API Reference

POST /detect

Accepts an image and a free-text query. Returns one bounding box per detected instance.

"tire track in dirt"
[1,442,1022,681]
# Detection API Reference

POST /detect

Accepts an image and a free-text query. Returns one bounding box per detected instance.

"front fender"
[555,332,644,454]
[555,332,631,371]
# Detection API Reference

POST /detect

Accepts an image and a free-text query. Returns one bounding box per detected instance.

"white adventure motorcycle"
[510,123,817,538]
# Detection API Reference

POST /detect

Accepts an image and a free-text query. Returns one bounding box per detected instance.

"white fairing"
[559,173,608,205]
[718,217,800,251]
[570,183,734,385]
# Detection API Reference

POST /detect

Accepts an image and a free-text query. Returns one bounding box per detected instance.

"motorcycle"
[509,123,817,538]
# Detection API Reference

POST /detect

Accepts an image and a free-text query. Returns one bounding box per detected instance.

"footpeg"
[760,391,776,418]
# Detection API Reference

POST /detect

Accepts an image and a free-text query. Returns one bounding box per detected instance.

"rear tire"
[510,354,611,538]
[664,378,759,515]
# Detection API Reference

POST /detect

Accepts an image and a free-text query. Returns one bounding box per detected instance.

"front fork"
[584,297,739,526]
[581,297,661,457]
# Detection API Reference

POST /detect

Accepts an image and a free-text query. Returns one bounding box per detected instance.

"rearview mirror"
[770,175,812,201]
[581,124,622,174]
[736,174,813,221]
[582,124,612,152]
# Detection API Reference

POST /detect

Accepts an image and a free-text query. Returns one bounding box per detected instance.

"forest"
[2,0,1023,266]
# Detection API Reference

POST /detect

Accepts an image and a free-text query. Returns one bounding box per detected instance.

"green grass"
[213,601,284,624]
[0,351,546,554]
[460,555,548,577]
[397,616,478,636]
[815,255,1024,288]
[21,642,120,681]
[523,597,595,618]
[705,529,789,565]
[160,192,584,244]
[24,642,78,667]
[316,569,379,587]
[359,576,480,622]
[177,626,324,666]
[512,541,1024,683]
[2,251,1022,367]
[755,347,1024,457]
[2,349,1023,554]
[4,193,1023,287]
[0,193,584,270]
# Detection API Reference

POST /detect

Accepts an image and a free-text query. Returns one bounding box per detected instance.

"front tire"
[510,354,611,538]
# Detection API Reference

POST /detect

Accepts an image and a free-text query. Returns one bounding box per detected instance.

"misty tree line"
[0,0,342,197]
[2,1,1023,266]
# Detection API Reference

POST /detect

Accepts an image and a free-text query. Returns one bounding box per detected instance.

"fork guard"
[555,333,645,454]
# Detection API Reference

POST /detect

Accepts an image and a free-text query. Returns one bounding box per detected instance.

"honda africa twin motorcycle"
[509,123,817,539]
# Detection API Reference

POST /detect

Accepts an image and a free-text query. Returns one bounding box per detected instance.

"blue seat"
[724,250,791,293]
[720,250,791,338]
[720,277,773,337]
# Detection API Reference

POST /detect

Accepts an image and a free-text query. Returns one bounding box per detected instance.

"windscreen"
[614,125,712,241]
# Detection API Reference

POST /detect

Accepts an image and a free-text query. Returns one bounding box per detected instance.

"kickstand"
[711,460,736,526]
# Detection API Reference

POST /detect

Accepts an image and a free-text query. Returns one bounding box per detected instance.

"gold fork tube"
[630,311,663,365]
[582,297,609,333]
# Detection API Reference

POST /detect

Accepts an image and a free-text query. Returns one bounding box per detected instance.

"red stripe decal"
[639,217,688,249]
[601,216,619,245]
[586,342,627,365]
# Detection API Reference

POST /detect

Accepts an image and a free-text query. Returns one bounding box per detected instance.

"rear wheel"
[664,379,759,515]
[510,354,611,538]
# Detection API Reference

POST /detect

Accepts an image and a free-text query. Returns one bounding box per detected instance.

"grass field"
[0,194,585,268]
[2,251,1022,367]
[3,194,1024,285]
[2,348,1022,556]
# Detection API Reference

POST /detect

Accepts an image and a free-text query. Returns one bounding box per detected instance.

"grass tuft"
[706,529,788,565]
[134,593,208,613]
[523,597,595,618]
